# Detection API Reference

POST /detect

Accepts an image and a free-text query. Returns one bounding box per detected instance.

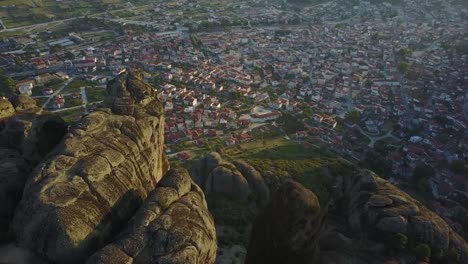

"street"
[39,77,75,112]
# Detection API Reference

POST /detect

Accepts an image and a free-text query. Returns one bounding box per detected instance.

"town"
[1,0,467,248]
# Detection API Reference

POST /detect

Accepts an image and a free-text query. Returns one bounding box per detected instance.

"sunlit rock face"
[11,70,168,263]
[246,169,468,264]
[87,168,217,264]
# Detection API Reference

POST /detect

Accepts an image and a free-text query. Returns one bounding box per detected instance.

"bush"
[387,233,408,251]
[412,244,431,262]
[206,193,254,227]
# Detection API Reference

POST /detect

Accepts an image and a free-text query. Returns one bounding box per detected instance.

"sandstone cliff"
[88,168,217,264]
[5,70,216,264]
[0,96,67,242]
[190,152,270,206]
[246,169,468,264]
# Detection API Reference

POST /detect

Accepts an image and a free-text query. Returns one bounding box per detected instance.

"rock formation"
[0,96,67,242]
[88,168,217,264]
[190,152,269,205]
[8,70,216,264]
[246,169,468,264]
[246,180,323,264]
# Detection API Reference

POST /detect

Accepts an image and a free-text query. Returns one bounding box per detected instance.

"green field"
[61,79,92,94]
[0,0,128,28]
[86,86,107,103]
[56,107,85,123]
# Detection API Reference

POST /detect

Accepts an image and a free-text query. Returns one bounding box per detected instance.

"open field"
[55,107,84,123]
[0,0,128,28]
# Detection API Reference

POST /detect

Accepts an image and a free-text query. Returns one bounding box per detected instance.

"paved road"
[50,105,82,113]
[40,77,75,111]
[80,86,89,115]
[0,19,6,30]
[353,125,400,148]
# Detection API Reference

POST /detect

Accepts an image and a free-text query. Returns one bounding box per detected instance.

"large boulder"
[9,95,38,112]
[205,166,250,202]
[0,99,15,120]
[245,180,322,264]
[11,70,168,263]
[190,153,270,205]
[232,160,270,206]
[87,168,217,264]
[335,169,468,263]
[246,169,468,264]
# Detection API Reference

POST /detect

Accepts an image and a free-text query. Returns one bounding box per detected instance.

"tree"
[0,69,16,98]
[50,45,63,54]
[345,110,361,123]
[278,113,306,134]
[397,48,413,58]
[450,160,466,175]
[412,244,431,262]
[365,79,373,88]
[412,165,435,197]
[412,165,435,183]
[398,62,409,75]
[387,233,408,251]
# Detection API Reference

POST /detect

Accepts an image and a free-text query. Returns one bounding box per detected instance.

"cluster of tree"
[360,150,392,178]
[0,69,16,98]
[345,110,361,123]
[189,34,201,47]
[277,113,306,134]
[412,165,435,198]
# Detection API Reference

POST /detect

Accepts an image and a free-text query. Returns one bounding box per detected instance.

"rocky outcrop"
[11,70,170,263]
[335,169,468,262]
[0,99,15,120]
[0,148,30,242]
[0,97,67,242]
[246,180,323,264]
[9,95,39,113]
[190,152,269,205]
[247,169,468,263]
[87,168,217,264]
[231,160,270,206]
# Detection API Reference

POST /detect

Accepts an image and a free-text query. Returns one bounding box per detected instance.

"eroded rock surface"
[246,180,322,264]
[190,152,269,205]
[0,97,67,242]
[335,169,468,262]
[11,70,169,263]
[87,168,217,264]
[247,169,468,264]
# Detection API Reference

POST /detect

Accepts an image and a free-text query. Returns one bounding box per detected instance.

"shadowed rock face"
[190,152,269,205]
[246,180,322,264]
[334,169,468,262]
[11,70,169,263]
[0,97,67,242]
[87,168,217,264]
[246,169,468,264]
